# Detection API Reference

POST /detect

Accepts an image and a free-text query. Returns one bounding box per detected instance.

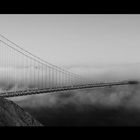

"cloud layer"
[0,63,140,110]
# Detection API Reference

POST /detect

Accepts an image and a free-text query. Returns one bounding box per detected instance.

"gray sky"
[0,14,140,67]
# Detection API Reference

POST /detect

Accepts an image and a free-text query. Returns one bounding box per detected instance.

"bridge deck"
[0,81,138,98]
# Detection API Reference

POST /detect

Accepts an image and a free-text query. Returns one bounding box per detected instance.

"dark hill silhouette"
[0,97,42,126]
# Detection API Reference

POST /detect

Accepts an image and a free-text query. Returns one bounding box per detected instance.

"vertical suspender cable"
[38,61,39,89]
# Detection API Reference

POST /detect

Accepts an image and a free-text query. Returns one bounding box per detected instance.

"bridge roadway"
[0,80,138,98]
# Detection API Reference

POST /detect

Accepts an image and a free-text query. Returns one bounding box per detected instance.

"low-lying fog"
[1,63,140,126]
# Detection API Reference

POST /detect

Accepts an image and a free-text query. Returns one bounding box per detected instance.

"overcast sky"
[0,14,140,68]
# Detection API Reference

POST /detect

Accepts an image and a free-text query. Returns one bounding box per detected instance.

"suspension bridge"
[0,34,138,98]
